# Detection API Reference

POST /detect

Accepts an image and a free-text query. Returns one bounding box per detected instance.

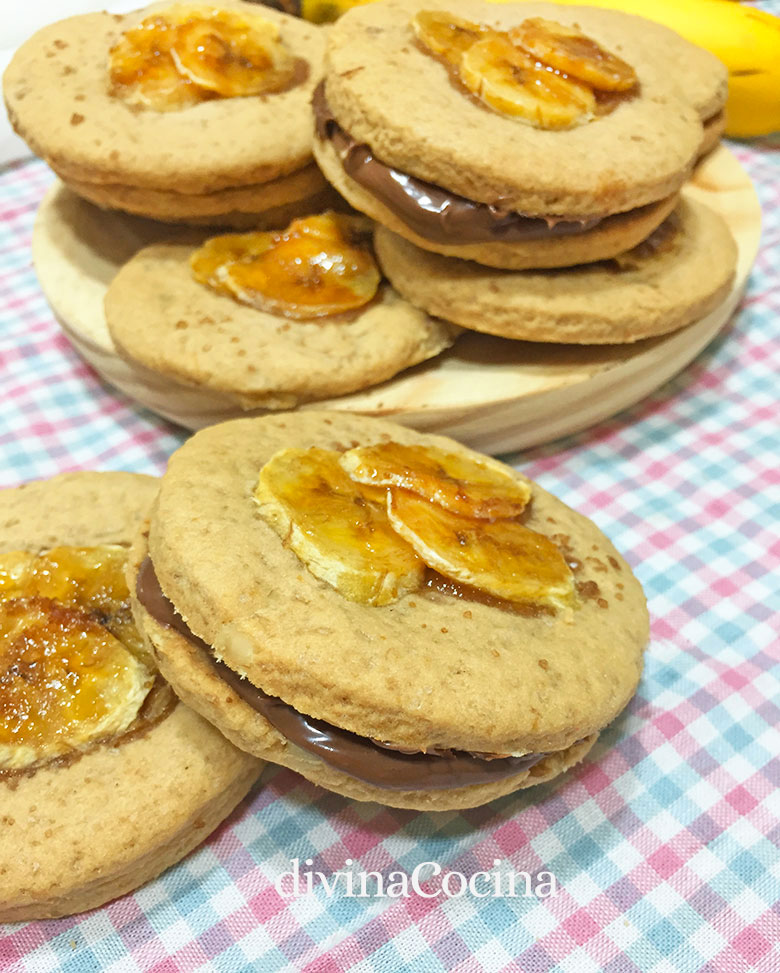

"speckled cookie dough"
[104,237,458,409]
[374,198,738,343]
[132,413,649,810]
[4,1,328,225]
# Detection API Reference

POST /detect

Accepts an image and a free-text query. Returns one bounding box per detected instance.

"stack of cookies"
[5,1,334,228]
[5,0,740,426]
[3,0,459,411]
[314,0,738,347]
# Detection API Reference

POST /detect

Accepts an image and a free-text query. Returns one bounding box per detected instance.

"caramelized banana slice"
[0,596,154,771]
[109,12,201,111]
[109,4,296,110]
[190,213,381,320]
[0,545,144,657]
[171,11,296,97]
[510,18,638,93]
[461,34,596,128]
[254,448,424,605]
[388,491,575,611]
[412,10,488,67]
[340,442,531,520]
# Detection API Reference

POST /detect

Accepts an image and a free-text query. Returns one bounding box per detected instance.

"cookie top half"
[322,0,709,216]
[4,1,325,194]
[0,472,158,551]
[147,412,649,757]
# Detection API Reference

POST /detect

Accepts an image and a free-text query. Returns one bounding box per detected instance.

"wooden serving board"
[32,145,761,453]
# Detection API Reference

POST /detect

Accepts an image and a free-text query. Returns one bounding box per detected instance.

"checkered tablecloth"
[1,66,779,973]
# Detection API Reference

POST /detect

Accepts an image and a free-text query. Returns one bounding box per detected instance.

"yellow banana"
[297,0,780,137]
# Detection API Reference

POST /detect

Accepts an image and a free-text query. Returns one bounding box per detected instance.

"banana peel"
[294,0,780,137]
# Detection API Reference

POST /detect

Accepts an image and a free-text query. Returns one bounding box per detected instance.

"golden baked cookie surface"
[104,223,457,409]
[147,413,649,758]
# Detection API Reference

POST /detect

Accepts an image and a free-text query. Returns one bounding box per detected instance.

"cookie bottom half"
[374,198,738,344]
[62,163,335,228]
[130,537,599,812]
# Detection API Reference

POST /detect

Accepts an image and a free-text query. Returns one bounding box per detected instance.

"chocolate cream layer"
[314,83,660,247]
[136,556,549,791]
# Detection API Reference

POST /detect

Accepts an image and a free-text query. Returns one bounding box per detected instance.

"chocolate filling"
[136,556,549,791]
[313,83,625,246]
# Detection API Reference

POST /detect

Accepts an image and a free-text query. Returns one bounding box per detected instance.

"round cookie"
[4,1,328,224]
[0,472,262,921]
[374,198,738,344]
[132,413,649,810]
[314,0,707,266]
[104,235,458,409]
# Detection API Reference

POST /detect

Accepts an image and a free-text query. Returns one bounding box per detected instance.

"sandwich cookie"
[0,473,262,921]
[104,211,458,410]
[4,1,329,226]
[313,0,710,270]
[131,412,649,810]
[374,197,738,344]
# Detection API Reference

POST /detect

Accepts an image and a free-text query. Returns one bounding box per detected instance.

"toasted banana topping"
[340,442,531,520]
[0,546,154,771]
[412,10,488,68]
[388,491,575,611]
[509,18,638,93]
[412,11,636,128]
[461,35,596,129]
[109,4,297,111]
[191,213,381,320]
[256,443,575,612]
[254,448,424,605]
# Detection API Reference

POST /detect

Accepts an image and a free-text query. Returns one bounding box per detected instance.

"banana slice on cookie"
[0,545,145,654]
[461,33,596,128]
[340,442,531,520]
[0,543,157,772]
[0,593,153,771]
[109,4,297,110]
[171,12,296,97]
[509,18,638,93]
[255,440,570,613]
[190,213,381,319]
[387,490,575,611]
[411,10,487,67]
[254,447,424,606]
